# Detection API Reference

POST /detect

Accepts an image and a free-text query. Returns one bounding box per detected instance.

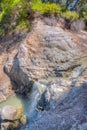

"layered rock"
[3,18,87,130]
[4,19,84,93]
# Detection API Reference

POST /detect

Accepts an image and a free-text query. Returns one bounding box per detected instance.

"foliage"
[40,0,87,12]
[0,0,31,37]
[15,20,31,31]
[0,0,87,37]
[32,1,62,16]
[79,6,87,20]
[76,0,87,11]
[32,1,79,21]
[0,28,4,36]
[61,10,79,21]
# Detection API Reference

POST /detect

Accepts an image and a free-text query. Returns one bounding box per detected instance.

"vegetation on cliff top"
[0,0,87,37]
[32,0,87,20]
[0,0,32,37]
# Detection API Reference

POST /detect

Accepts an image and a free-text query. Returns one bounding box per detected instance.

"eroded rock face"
[31,79,71,112]
[0,105,27,130]
[3,18,87,130]
[4,19,82,93]
[0,54,15,103]
[25,82,87,130]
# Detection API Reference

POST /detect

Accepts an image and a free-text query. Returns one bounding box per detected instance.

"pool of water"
[0,94,30,116]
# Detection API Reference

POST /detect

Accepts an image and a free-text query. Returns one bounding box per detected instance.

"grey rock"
[69,66,84,78]
[4,19,80,93]
[30,79,70,112]
[1,122,12,130]
[71,20,86,32]
[59,17,66,27]
[44,16,57,26]
[3,18,87,130]
[30,81,47,112]
[71,123,87,130]
[27,83,87,130]
[1,105,17,121]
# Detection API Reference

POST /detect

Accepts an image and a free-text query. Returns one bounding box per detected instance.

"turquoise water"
[0,94,30,115]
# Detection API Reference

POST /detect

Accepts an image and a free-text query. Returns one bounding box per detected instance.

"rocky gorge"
[0,17,87,130]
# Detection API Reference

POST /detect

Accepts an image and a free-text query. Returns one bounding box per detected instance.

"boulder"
[0,105,27,130]
[4,19,80,93]
[1,106,17,121]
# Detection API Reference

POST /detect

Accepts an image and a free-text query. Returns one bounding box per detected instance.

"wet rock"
[28,81,48,118]
[30,79,70,113]
[28,83,87,130]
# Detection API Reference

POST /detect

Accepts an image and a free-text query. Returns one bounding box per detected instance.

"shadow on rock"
[4,54,33,95]
[27,82,87,130]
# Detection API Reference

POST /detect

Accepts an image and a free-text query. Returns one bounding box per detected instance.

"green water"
[0,94,30,115]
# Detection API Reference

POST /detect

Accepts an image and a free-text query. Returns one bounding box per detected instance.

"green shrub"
[80,7,87,20]
[15,20,30,32]
[0,0,20,22]
[32,1,79,21]
[0,0,85,37]
[32,2,62,16]
[0,28,4,36]
[0,0,31,37]
[61,10,79,22]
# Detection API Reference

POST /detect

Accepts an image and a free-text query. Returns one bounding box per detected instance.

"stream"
[0,94,30,116]
[0,56,87,130]
[0,92,39,130]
